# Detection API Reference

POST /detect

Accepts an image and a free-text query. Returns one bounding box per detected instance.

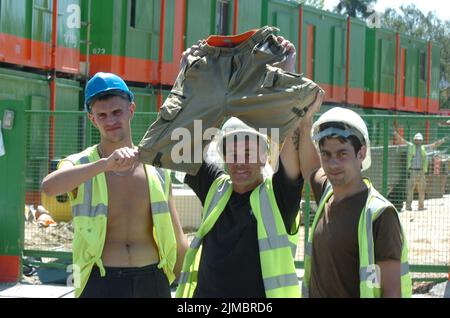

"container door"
[306,24,315,80]
[0,100,26,282]
[399,48,406,108]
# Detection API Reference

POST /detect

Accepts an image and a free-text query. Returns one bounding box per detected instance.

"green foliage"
[300,0,325,9]
[334,0,376,18]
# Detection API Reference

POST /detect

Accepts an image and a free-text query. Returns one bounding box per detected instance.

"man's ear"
[87,112,98,128]
[259,150,268,166]
[357,145,367,162]
[129,102,136,118]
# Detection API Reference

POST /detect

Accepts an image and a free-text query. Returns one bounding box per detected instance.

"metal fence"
[23,111,450,281]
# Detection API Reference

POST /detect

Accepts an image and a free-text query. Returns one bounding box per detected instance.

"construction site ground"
[16,193,449,298]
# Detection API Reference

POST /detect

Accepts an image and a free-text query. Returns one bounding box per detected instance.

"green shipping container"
[0,68,81,196]
[302,6,347,103]
[235,0,298,46]
[234,0,264,34]
[429,42,441,114]
[347,17,366,106]
[81,0,183,85]
[81,0,160,83]
[364,27,396,110]
[0,0,81,73]
[185,0,217,47]
[0,99,26,282]
[398,34,428,113]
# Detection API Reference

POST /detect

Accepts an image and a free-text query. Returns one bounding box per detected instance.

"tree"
[335,0,376,18]
[288,0,325,9]
[302,0,324,9]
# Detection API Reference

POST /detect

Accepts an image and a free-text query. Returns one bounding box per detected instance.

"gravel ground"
[21,194,449,297]
[24,221,73,251]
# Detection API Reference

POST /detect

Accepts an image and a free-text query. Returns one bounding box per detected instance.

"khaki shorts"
[139,26,322,175]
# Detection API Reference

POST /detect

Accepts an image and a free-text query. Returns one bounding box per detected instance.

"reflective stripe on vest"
[155,167,171,198]
[69,145,177,297]
[176,175,300,298]
[176,175,232,298]
[255,184,299,296]
[358,184,412,298]
[72,156,108,217]
[146,165,177,284]
[258,185,297,258]
[70,150,108,297]
[303,179,412,298]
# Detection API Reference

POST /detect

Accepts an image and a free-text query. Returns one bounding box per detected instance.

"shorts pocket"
[183,55,205,80]
[160,92,185,121]
[261,65,303,89]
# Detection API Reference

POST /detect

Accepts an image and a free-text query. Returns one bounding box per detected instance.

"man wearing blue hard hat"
[42,72,188,298]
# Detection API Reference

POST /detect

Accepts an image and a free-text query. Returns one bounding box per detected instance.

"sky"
[323,0,450,21]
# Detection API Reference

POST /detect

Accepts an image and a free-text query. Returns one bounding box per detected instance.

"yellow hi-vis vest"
[302,179,412,298]
[407,144,428,173]
[176,174,300,298]
[64,145,177,298]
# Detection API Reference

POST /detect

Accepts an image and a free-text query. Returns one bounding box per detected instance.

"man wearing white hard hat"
[175,38,324,298]
[298,106,412,298]
[176,104,321,298]
[408,133,427,211]
[394,131,447,211]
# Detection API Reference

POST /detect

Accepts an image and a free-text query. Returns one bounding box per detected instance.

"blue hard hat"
[84,72,134,111]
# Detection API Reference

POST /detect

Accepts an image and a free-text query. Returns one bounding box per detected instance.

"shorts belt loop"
[258,26,277,47]
[244,27,265,51]
[213,47,220,59]
[266,26,280,35]
[247,37,257,51]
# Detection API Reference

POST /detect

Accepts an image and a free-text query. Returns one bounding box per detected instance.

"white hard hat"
[217,117,268,155]
[414,133,423,141]
[311,107,371,171]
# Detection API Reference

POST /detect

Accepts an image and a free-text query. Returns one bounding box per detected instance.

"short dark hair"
[88,91,131,112]
[318,122,363,154]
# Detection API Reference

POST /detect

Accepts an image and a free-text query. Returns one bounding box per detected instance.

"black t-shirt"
[184,161,303,298]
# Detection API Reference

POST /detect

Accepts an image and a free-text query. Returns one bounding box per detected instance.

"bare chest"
[105,165,151,226]
[101,165,160,266]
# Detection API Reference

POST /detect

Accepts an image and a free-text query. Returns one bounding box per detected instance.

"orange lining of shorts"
[206,29,258,47]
